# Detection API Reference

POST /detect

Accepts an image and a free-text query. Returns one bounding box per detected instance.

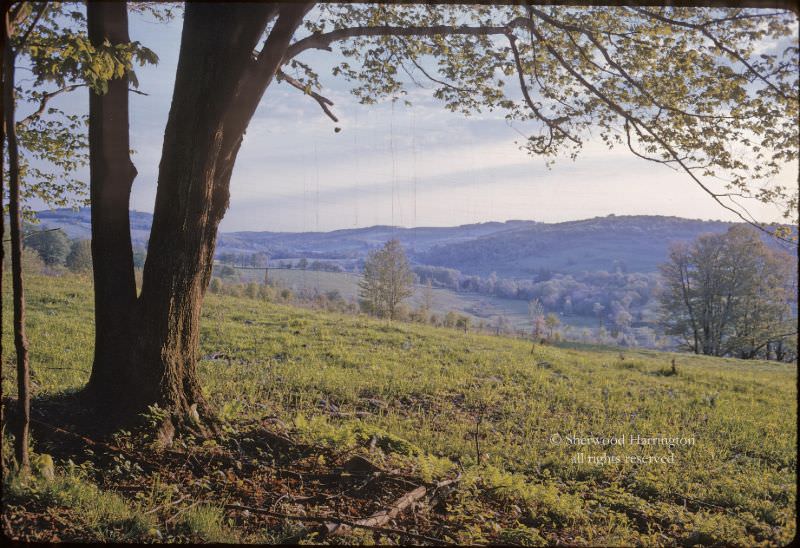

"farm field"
[2,273,797,545]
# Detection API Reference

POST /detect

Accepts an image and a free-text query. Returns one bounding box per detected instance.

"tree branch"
[284,23,510,60]
[530,6,741,122]
[409,56,475,94]
[397,57,425,88]
[276,69,338,122]
[17,83,85,128]
[15,1,46,48]
[506,31,579,149]
[220,2,314,160]
[702,10,788,26]
[623,119,678,171]
[2,227,65,243]
[519,16,796,246]
[272,8,792,241]
[632,7,792,102]
[254,4,314,77]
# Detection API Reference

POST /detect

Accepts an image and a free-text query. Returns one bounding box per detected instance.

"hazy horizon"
[40,206,760,235]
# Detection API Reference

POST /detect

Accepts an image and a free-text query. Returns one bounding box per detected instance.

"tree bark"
[82,2,312,427]
[118,3,308,424]
[85,0,139,403]
[1,2,7,375]
[3,9,30,471]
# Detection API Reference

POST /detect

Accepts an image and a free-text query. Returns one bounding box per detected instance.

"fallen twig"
[327,485,427,534]
[165,499,204,525]
[327,475,461,538]
[224,502,452,545]
[144,495,190,515]
[340,486,428,527]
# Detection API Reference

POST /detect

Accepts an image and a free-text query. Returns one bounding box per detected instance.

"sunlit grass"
[2,273,796,545]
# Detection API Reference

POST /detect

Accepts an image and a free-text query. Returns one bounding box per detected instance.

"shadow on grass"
[651,367,679,377]
[2,387,156,467]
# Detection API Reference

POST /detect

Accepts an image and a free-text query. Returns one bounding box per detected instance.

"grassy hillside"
[2,274,796,545]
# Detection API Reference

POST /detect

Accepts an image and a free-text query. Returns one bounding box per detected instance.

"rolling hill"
[35,208,762,276]
[414,215,739,276]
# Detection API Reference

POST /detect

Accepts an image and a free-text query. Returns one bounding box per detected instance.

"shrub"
[244,282,259,299]
[25,228,70,266]
[66,240,92,272]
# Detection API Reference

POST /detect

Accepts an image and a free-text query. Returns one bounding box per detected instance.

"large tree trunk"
[3,11,30,471]
[86,2,310,426]
[85,1,139,404]
[1,2,6,372]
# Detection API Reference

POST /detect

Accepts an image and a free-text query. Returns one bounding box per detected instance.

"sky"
[28,7,797,233]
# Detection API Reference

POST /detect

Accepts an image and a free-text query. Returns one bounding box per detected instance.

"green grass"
[3,455,158,542]
[2,273,797,545]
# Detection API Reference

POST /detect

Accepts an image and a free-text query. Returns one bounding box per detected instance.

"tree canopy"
[5,1,163,216]
[279,4,798,239]
[11,3,797,231]
[66,238,92,272]
[6,2,797,425]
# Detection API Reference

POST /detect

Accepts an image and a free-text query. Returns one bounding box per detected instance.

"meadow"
[232,266,601,333]
[1,273,796,545]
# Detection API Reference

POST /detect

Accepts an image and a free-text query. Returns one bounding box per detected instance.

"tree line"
[216,251,356,274]
[5,225,148,272]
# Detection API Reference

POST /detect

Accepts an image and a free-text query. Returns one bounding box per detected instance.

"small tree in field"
[209,277,223,294]
[26,228,70,266]
[493,315,511,336]
[545,313,561,340]
[592,302,605,328]
[359,239,413,320]
[66,239,93,272]
[528,299,545,340]
[422,279,434,313]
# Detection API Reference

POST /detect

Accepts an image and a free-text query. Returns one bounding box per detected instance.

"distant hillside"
[37,208,783,276]
[35,208,154,249]
[415,215,739,276]
[36,208,538,260]
[216,220,535,259]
